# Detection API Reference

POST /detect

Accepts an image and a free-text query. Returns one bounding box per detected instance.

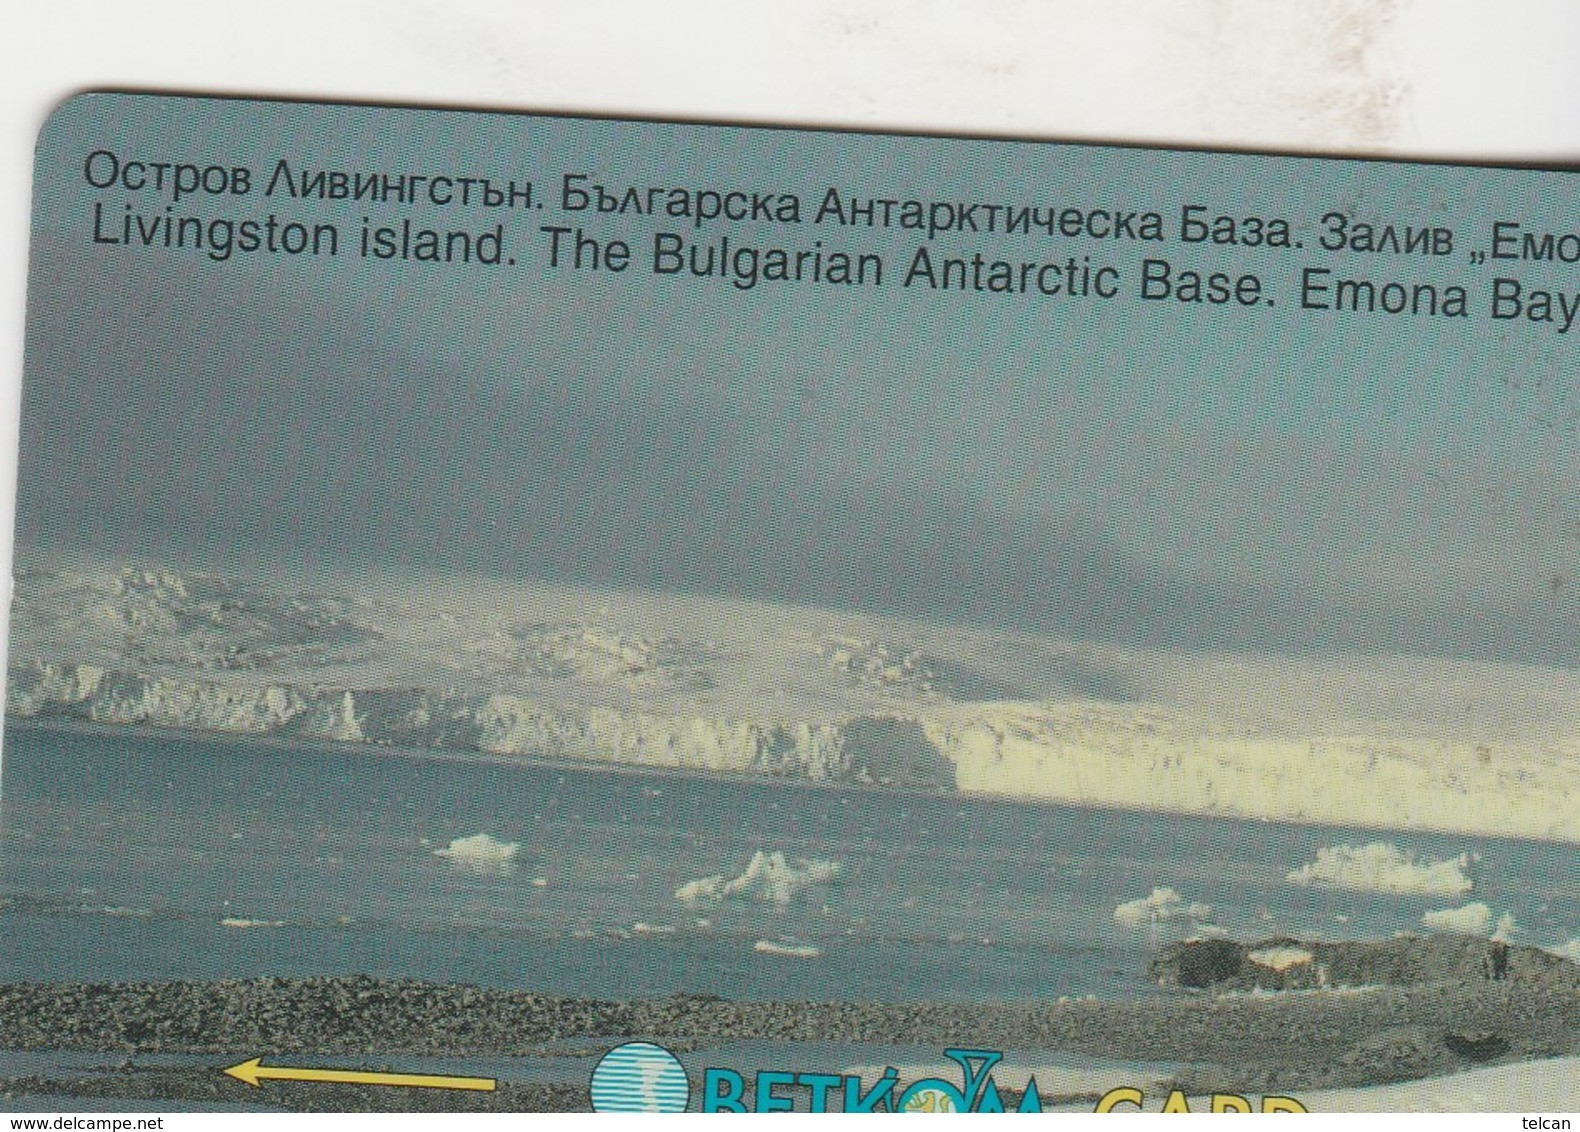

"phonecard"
[3,92,1579,1113]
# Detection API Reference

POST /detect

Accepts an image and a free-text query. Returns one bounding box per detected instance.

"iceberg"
[674,876,728,908]
[1421,902,1491,935]
[753,939,823,959]
[434,832,521,870]
[1286,842,1474,896]
[1113,887,1212,928]
[1419,903,1518,941]
[676,850,842,909]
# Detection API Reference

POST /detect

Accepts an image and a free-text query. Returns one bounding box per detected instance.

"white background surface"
[2,3,1578,1123]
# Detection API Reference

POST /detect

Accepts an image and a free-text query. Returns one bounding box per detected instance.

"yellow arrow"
[223,1057,496,1092]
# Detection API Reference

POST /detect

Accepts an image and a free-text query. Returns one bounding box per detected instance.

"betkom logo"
[588,1041,1308,1113]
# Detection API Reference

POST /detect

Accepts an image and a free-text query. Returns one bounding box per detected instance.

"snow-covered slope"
[8,558,1580,841]
[1299,1055,1580,1112]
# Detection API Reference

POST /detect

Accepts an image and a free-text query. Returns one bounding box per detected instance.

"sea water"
[2,721,1576,1003]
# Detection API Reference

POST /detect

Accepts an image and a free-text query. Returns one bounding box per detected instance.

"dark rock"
[1151,934,1580,994]
[1168,939,1246,988]
[1444,1031,1510,1062]
[1339,1026,1449,1084]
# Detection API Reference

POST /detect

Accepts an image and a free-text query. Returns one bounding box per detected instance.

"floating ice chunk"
[1551,938,1580,962]
[754,939,822,959]
[434,832,521,869]
[1420,901,1518,939]
[1422,901,1492,935]
[676,851,842,908]
[675,875,728,908]
[1286,842,1474,896]
[723,851,842,906]
[220,917,285,928]
[1113,887,1212,927]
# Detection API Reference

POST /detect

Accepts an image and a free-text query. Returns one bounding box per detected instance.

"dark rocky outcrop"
[1166,938,1246,988]
[1150,933,1579,994]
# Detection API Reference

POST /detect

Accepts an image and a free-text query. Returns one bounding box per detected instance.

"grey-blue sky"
[17,94,1580,662]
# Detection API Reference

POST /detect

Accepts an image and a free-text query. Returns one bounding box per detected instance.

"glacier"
[7,557,1580,841]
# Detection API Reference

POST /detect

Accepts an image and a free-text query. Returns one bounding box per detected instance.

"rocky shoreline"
[3,936,1577,1111]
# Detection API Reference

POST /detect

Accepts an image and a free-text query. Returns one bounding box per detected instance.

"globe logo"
[901,1085,960,1112]
[589,1041,691,1113]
